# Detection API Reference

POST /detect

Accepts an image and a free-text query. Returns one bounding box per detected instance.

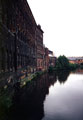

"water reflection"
[0,70,83,120]
[72,69,83,75]
[0,73,57,120]
[57,70,70,84]
[43,72,83,120]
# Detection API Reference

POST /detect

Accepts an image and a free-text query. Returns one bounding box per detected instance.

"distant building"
[48,50,56,67]
[48,50,53,55]
[68,57,83,64]
[43,47,49,71]
[49,56,56,67]
[36,25,44,71]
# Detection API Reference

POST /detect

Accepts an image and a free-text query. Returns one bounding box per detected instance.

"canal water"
[0,70,83,120]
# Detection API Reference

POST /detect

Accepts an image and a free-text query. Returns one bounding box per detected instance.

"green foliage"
[80,66,83,69]
[55,55,79,70]
[0,89,14,120]
[69,63,79,70]
[55,55,70,70]
[36,71,44,77]
[48,66,54,73]
[80,63,83,69]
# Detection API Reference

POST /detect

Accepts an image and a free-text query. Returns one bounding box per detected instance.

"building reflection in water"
[0,71,71,120]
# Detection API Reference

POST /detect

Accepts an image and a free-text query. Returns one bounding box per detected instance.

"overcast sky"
[27,0,83,57]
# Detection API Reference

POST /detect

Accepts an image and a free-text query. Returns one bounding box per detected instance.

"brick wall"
[0,0,37,72]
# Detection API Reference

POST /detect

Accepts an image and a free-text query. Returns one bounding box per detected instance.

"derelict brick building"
[0,0,37,72]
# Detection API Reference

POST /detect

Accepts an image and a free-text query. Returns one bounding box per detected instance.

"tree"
[56,55,70,70]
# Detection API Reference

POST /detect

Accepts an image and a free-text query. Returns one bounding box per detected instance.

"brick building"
[49,50,56,67]
[49,56,56,67]
[0,0,56,73]
[43,47,49,70]
[36,25,44,71]
[68,57,83,65]
[0,0,37,72]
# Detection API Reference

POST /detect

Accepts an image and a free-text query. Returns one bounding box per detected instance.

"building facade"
[36,25,44,71]
[0,0,56,73]
[49,56,56,67]
[43,47,49,70]
[68,57,83,65]
[0,0,37,72]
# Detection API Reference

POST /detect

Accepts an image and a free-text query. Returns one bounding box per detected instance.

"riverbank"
[0,69,46,91]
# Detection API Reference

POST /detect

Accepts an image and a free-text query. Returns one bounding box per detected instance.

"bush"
[69,63,79,70]
[48,66,54,73]
[80,65,83,69]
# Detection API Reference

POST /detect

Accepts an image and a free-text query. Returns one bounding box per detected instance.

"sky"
[27,0,83,57]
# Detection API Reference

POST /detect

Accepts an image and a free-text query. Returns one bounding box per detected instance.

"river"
[0,70,83,120]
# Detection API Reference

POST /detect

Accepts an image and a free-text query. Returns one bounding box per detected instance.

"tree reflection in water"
[57,70,70,84]
[0,71,71,120]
